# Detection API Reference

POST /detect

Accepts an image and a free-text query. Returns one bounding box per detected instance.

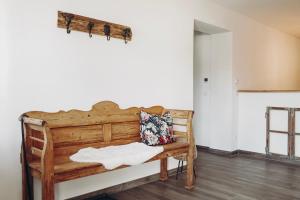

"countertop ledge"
[238,90,300,93]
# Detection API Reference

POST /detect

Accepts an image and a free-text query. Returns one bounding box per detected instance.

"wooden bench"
[20,101,195,200]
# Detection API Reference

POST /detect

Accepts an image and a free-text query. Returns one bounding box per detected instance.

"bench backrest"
[23,101,193,163]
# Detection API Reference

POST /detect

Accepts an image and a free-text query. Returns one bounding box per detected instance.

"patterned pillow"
[140,111,175,146]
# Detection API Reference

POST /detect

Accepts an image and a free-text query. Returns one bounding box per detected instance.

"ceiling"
[211,0,300,38]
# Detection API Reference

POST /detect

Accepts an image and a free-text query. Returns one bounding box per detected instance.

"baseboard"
[67,168,179,200]
[238,150,300,166]
[196,145,238,158]
[197,145,300,166]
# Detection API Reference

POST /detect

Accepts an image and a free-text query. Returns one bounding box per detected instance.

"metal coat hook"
[64,14,74,34]
[122,28,131,44]
[104,24,111,41]
[87,22,94,38]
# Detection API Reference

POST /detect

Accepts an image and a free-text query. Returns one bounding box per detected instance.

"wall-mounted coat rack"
[57,11,132,43]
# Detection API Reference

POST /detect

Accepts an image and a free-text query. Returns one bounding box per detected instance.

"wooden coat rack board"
[57,11,132,43]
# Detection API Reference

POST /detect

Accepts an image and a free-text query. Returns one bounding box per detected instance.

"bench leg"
[160,158,168,181]
[22,163,34,200]
[185,152,194,190]
[42,176,54,200]
[21,150,34,200]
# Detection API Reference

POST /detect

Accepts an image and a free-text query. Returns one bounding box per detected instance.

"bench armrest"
[21,116,54,176]
[22,117,45,126]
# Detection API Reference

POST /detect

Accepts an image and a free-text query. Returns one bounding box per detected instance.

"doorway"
[193,20,234,151]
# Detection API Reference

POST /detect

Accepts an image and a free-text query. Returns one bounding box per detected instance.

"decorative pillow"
[140,111,175,146]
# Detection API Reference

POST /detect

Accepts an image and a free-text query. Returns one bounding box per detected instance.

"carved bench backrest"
[24,101,165,160]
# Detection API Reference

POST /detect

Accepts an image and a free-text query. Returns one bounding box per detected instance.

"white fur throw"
[70,142,164,170]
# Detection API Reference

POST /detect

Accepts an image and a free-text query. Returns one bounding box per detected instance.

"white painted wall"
[1,0,300,199]
[238,92,300,155]
[0,0,11,196]
[191,1,300,90]
[1,1,193,199]
[194,32,234,151]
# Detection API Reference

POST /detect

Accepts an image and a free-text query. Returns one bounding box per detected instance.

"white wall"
[1,1,193,199]
[238,92,300,155]
[1,0,300,199]
[0,0,11,196]
[194,32,234,151]
[191,1,300,90]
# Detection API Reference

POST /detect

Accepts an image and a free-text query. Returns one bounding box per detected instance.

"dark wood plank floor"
[112,151,300,200]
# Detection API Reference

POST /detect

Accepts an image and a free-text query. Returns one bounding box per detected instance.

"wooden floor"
[112,151,300,200]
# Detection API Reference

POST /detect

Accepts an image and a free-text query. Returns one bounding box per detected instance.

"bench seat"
[29,141,189,183]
